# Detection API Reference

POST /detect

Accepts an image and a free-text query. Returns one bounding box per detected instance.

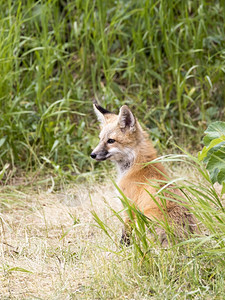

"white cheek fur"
[108,147,121,155]
[108,146,135,180]
[108,146,135,160]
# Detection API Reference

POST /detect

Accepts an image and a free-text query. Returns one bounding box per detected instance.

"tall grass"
[92,153,225,297]
[0,0,225,175]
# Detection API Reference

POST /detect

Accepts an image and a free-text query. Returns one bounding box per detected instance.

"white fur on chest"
[115,148,135,182]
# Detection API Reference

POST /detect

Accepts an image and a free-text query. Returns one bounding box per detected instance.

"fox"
[91,102,198,245]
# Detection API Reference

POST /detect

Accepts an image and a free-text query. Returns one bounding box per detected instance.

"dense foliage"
[199,121,225,194]
[0,0,225,174]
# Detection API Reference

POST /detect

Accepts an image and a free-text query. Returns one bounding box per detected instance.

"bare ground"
[0,180,123,299]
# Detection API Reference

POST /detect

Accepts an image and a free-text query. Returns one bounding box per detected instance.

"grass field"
[1,162,225,299]
[1,0,225,299]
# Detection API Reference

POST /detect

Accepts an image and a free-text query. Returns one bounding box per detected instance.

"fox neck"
[116,132,168,183]
[115,133,157,180]
[116,151,135,180]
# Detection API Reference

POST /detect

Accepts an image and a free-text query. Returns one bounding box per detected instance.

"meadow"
[1,0,225,298]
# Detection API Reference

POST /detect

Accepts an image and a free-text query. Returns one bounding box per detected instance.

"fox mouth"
[90,152,112,161]
[95,154,112,161]
[95,157,107,161]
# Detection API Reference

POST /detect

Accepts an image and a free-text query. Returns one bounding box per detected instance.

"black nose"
[90,152,96,159]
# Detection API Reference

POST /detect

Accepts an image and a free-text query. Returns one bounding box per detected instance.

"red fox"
[91,103,198,245]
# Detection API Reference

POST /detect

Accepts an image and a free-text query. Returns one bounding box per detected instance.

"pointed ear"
[93,103,112,125]
[118,105,136,132]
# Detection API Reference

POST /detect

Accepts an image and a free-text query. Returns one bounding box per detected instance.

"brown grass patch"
[0,180,122,298]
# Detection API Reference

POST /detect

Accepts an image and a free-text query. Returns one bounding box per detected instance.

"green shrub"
[198,121,225,194]
[0,0,225,174]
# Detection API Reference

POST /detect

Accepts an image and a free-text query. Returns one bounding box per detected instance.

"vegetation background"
[1,0,225,179]
[1,0,225,298]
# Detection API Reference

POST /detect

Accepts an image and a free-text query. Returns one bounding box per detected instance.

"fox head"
[90,103,143,165]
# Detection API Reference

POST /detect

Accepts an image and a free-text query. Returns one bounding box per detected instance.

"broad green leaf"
[209,167,219,184]
[217,168,225,185]
[206,148,225,173]
[204,121,225,146]
[198,122,225,194]
[203,141,225,164]
[206,147,225,189]
[198,138,225,161]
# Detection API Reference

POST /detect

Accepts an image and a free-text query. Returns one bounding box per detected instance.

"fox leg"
[120,222,132,246]
[157,228,168,247]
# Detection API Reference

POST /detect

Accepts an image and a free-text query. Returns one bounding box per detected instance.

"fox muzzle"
[90,149,109,161]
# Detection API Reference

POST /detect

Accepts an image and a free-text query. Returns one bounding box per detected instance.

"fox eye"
[107,138,115,144]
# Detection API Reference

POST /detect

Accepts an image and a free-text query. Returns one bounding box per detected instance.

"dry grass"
[1,166,225,299]
[0,180,123,299]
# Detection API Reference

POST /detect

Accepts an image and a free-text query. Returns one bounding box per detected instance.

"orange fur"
[91,104,198,244]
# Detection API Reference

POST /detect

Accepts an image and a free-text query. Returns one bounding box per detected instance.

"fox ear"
[93,103,111,125]
[118,105,136,132]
